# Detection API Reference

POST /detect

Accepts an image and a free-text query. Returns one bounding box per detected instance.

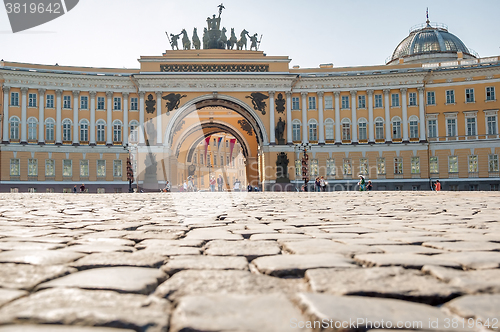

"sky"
[0,0,499,70]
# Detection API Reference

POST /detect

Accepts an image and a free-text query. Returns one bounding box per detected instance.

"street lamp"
[297,142,311,192]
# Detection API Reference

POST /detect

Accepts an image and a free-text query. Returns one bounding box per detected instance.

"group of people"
[357,175,373,191]
[73,183,86,193]
[180,176,196,192]
[314,176,328,192]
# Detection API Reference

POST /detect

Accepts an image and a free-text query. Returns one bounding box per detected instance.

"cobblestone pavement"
[0,192,499,332]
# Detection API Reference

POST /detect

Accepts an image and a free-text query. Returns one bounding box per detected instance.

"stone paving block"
[282,239,383,255]
[204,240,281,260]
[162,255,248,275]
[0,289,27,307]
[0,236,73,244]
[69,251,167,269]
[140,246,202,256]
[355,253,461,269]
[0,250,84,265]
[422,241,500,252]
[0,263,75,291]
[0,326,135,332]
[445,294,500,323]
[0,288,169,332]
[373,245,444,255]
[170,293,310,332]
[252,254,356,277]
[124,230,184,241]
[69,238,136,247]
[184,229,242,241]
[433,252,500,269]
[0,242,64,251]
[422,265,500,293]
[136,239,205,248]
[37,266,166,294]
[63,244,135,254]
[249,233,311,241]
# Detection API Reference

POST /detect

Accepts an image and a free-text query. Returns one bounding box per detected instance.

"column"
[139,92,145,145]
[72,90,79,145]
[269,91,275,144]
[334,91,341,143]
[301,92,308,144]
[367,89,374,143]
[401,88,409,142]
[418,87,426,142]
[123,92,129,146]
[318,91,325,144]
[89,91,96,145]
[383,89,391,142]
[350,90,358,143]
[106,91,113,146]
[20,87,28,143]
[55,89,62,144]
[156,91,163,145]
[286,91,292,144]
[2,86,10,143]
[38,88,46,144]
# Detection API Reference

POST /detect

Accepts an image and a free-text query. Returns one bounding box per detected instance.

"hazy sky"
[1,0,499,70]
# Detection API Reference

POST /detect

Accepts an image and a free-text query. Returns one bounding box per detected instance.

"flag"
[204,136,211,163]
[229,138,236,157]
[217,137,223,150]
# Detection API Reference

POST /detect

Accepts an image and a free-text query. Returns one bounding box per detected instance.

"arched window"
[292,119,301,141]
[409,115,419,139]
[62,119,72,141]
[308,119,318,141]
[358,117,368,141]
[392,116,402,139]
[375,117,384,140]
[80,119,89,142]
[129,120,139,143]
[113,120,122,142]
[325,118,334,140]
[9,117,20,140]
[27,117,37,141]
[96,120,106,142]
[341,118,351,141]
[45,118,55,141]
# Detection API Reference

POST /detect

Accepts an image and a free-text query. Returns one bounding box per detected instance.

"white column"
[401,88,408,142]
[384,89,391,142]
[286,91,292,144]
[38,88,45,144]
[418,87,426,142]
[123,92,129,146]
[351,90,357,143]
[106,91,113,146]
[72,90,79,145]
[301,92,308,143]
[139,92,145,145]
[2,86,9,143]
[367,89,374,143]
[156,91,163,145]
[334,91,341,143]
[89,91,96,145]
[318,91,325,144]
[20,87,28,143]
[55,89,62,144]
[269,91,275,144]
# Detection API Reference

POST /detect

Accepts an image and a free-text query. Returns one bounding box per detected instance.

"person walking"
[183,180,188,192]
[435,179,441,191]
[320,176,326,192]
[188,176,194,192]
[358,175,366,191]
[72,185,77,193]
[209,176,216,192]
[366,180,373,191]
[315,177,321,192]
[79,183,86,193]
[217,175,223,192]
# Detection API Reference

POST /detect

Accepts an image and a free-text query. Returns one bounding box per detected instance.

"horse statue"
[181,29,191,50]
[236,29,248,50]
[227,28,237,50]
[219,27,228,49]
[202,27,209,49]
[192,28,201,50]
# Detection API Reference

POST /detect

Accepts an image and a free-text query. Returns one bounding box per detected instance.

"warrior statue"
[249,33,259,51]
[170,32,181,50]
[192,28,201,50]
[275,117,286,143]
[202,28,209,49]
[181,29,191,50]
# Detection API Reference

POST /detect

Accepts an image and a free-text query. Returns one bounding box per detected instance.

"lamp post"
[297,142,311,192]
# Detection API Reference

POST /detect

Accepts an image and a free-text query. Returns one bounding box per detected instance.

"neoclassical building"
[0,14,499,192]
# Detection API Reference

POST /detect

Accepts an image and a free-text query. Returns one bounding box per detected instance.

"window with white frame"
[113,120,122,142]
[96,120,106,142]
[97,160,106,177]
[408,92,417,106]
[324,96,333,109]
[28,93,37,107]
[226,155,229,165]
[448,156,458,173]
[28,159,37,176]
[11,92,19,106]
[359,158,368,175]
[358,118,367,140]
[113,160,122,177]
[310,159,319,176]
[113,97,121,110]
[45,118,55,141]
[430,156,439,174]
[130,97,138,111]
[80,96,88,109]
[308,96,316,110]
[377,158,386,175]
[62,119,72,141]
[446,90,455,104]
[465,88,475,103]
[343,159,352,175]
[45,159,55,177]
[391,93,400,107]
[325,119,334,140]
[80,160,89,177]
[394,157,403,174]
[326,158,335,177]
[292,97,300,110]
[487,113,497,135]
[200,153,204,165]
[489,154,499,172]
[392,116,401,139]
[213,153,217,165]
[46,94,54,108]
[292,120,301,141]
[374,94,383,108]
[426,91,436,105]
[341,95,349,109]
[446,116,457,137]
[10,159,20,176]
[411,157,420,174]
[428,118,437,138]
[465,113,477,136]
[358,95,366,109]
[409,116,419,139]
[28,117,37,140]
[295,160,301,176]
[129,120,139,142]
[62,159,72,177]
[220,156,224,166]
[10,117,20,140]
[341,118,351,140]
[63,95,71,109]
[486,87,495,101]
[468,155,478,173]
[375,117,384,140]
[308,119,317,141]
[80,119,89,141]
[97,97,105,110]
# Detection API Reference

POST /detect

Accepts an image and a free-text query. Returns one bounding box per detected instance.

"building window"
[341,96,349,109]
[308,96,316,110]
[113,120,122,142]
[486,87,495,101]
[359,158,368,175]
[295,160,301,177]
[426,91,436,105]
[487,115,497,135]
[63,95,71,109]
[325,119,334,140]
[466,117,477,136]
[408,92,417,106]
[310,159,319,176]
[409,116,419,139]
[341,119,351,141]
[377,158,386,175]
[392,117,401,139]
[97,97,105,110]
[468,155,478,173]
[428,119,437,138]
[45,159,55,177]
[430,156,439,174]
[129,120,139,142]
[97,160,106,177]
[113,160,122,177]
[28,93,37,107]
[46,94,54,108]
[10,117,20,140]
[200,154,204,165]
[28,117,37,141]
[489,154,499,172]
[213,138,217,146]
[80,160,89,177]
[391,93,400,107]
[411,157,420,174]
[79,120,89,141]
[326,158,336,177]
[324,96,333,109]
[465,88,474,103]
[447,118,457,137]
[343,159,352,175]
[292,97,300,110]
[394,157,403,174]
[358,119,367,140]
[97,120,106,142]
[63,159,72,177]
[10,159,20,176]
[226,155,229,165]
[375,117,384,140]
[46,118,55,141]
[446,90,455,104]
[220,156,224,166]
[374,94,383,108]
[448,156,458,173]
[226,140,229,148]
[80,96,88,109]
[213,154,217,165]
[292,120,301,141]
[308,120,317,141]
[113,97,121,110]
[130,97,138,111]
[11,92,19,106]
[358,95,366,109]
[62,119,72,141]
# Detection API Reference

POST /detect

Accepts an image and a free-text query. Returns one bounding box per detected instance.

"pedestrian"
[358,175,366,191]
[183,180,188,192]
[435,179,441,191]
[188,176,194,192]
[217,175,223,192]
[163,181,171,192]
[366,180,373,191]
[247,184,252,192]
[233,179,241,192]
[79,183,85,193]
[73,185,77,193]
[315,177,321,192]
[320,176,326,192]
[209,176,216,192]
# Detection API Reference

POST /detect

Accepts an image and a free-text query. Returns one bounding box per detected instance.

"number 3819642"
[5,2,62,14]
